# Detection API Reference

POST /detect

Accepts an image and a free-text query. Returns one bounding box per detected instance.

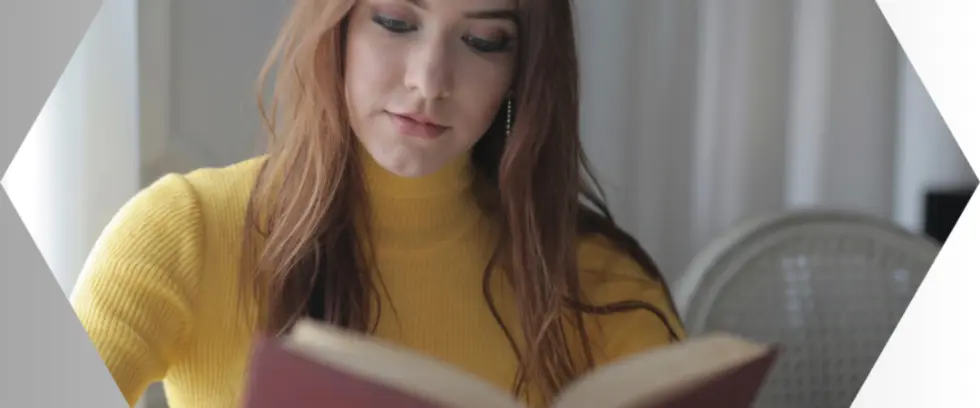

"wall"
[140,0,286,184]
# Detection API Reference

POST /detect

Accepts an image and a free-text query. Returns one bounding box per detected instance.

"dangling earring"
[505,99,513,136]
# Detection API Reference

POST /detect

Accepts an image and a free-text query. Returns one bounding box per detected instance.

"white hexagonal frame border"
[0,0,127,407]
[854,2,980,407]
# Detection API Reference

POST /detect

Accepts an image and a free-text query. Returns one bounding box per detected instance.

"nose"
[404,39,453,100]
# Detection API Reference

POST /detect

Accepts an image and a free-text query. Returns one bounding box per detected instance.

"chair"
[671,210,940,408]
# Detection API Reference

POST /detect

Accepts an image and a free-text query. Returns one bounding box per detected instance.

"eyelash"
[371,15,513,54]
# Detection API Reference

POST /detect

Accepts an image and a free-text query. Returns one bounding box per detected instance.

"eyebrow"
[406,0,518,23]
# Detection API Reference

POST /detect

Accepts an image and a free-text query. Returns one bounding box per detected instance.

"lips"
[387,112,449,140]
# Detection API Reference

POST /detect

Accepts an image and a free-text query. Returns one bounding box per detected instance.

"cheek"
[454,59,513,138]
[344,28,403,119]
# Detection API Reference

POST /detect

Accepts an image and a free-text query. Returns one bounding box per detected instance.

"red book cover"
[242,337,446,408]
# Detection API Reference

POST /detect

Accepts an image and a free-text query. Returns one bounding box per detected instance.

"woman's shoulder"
[129,156,267,228]
[574,233,676,311]
[69,156,269,399]
[86,156,267,270]
[575,233,656,284]
[573,234,687,359]
[179,155,268,205]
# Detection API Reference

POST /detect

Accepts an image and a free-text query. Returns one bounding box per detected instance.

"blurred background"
[2,0,973,407]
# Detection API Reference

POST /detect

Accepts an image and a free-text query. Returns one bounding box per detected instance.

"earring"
[505,99,513,135]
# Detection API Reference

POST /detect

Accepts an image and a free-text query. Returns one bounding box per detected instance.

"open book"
[243,318,779,408]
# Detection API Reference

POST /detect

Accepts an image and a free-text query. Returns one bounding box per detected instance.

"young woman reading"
[70,0,686,406]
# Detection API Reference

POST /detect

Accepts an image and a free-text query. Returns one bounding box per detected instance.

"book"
[242,318,779,408]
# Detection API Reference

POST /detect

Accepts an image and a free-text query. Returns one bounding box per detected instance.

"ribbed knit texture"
[70,153,684,408]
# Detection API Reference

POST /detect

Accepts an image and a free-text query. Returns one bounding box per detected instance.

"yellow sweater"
[70,153,684,408]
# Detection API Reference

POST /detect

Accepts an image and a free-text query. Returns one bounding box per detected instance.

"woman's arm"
[70,174,205,407]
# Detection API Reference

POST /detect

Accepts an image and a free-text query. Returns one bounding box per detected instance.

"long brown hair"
[241,0,681,402]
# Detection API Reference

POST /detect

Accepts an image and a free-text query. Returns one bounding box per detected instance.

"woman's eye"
[462,34,512,53]
[372,15,416,33]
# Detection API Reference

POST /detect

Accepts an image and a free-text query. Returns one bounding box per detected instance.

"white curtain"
[574,0,975,282]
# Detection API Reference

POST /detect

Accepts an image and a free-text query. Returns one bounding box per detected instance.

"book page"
[551,334,774,408]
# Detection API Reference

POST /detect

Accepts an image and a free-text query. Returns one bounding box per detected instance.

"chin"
[374,152,444,179]
[357,130,458,179]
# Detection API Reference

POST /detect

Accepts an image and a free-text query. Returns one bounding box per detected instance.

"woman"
[70,0,685,406]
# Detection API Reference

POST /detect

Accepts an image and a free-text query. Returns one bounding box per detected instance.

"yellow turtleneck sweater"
[69,153,684,408]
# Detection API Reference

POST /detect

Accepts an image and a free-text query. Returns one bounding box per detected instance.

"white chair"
[671,210,940,408]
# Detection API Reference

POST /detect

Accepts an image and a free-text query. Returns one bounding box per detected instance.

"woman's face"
[344,0,518,177]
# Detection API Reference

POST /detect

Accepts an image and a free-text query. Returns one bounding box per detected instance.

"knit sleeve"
[70,173,205,407]
[576,238,687,365]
